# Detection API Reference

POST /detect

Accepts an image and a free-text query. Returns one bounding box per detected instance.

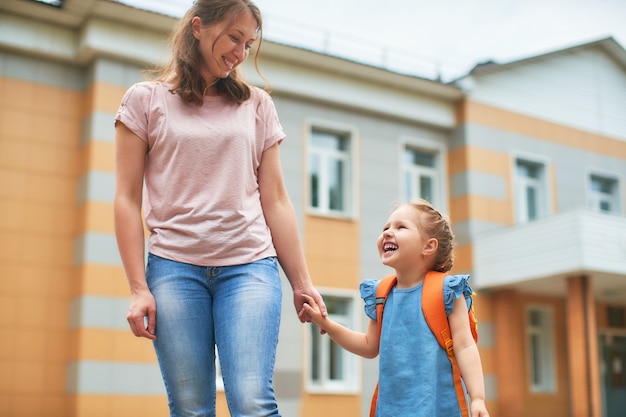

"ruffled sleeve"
[443,274,473,316]
[359,279,379,320]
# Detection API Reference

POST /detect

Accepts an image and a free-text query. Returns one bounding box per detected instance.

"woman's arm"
[301,294,380,359]
[114,121,156,340]
[449,296,489,416]
[257,144,328,320]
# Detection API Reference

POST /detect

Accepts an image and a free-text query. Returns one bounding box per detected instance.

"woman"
[114,1,326,415]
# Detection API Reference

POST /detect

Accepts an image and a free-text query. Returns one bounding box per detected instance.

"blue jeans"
[146,253,283,417]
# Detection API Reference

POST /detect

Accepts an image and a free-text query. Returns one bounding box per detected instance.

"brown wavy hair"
[155,0,265,105]
[404,199,455,272]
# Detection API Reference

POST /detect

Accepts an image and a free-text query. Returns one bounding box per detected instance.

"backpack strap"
[422,271,470,417]
[421,271,451,352]
[369,274,396,417]
[375,274,397,339]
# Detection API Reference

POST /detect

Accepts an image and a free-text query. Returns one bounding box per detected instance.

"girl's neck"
[394,268,429,289]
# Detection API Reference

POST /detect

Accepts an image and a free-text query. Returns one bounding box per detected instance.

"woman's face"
[192,9,258,88]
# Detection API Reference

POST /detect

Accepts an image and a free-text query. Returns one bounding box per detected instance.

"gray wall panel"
[0,51,85,90]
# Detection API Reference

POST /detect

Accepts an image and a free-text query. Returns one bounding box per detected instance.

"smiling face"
[191,9,258,91]
[377,204,437,272]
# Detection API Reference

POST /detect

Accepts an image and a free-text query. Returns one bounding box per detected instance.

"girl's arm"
[257,144,328,320]
[300,294,380,359]
[449,296,490,416]
[114,121,156,340]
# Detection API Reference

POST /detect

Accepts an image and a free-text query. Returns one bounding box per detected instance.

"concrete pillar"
[494,289,524,417]
[566,275,602,417]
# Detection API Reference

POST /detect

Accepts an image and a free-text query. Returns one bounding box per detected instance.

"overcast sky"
[121,0,626,80]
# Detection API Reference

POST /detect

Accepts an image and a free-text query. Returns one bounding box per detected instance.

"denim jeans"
[146,253,283,417]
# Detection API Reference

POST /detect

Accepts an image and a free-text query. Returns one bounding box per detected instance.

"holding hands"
[299,293,329,333]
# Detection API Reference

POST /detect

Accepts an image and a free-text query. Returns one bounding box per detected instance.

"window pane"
[404,171,412,201]
[328,159,344,211]
[310,155,320,208]
[420,175,433,202]
[326,297,349,315]
[330,340,343,380]
[590,175,618,213]
[527,307,555,392]
[529,310,542,326]
[591,176,613,193]
[531,334,541,385]
[311,327,320,381]
[518,161,540,179]
[312,131,346,150]
[526,187,537,220]
[405,148,435,167]
[309,130,350,214]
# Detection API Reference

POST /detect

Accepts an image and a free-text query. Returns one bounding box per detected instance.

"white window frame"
[306,120,358,219]
[525,305,557,393]
[586,169,622,214]
[399,137,448,211]
[305,288,361,394]
[512,153,551,223]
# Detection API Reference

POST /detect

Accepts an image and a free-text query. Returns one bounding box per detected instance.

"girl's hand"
[299,294,328,334]
[294,286,327,322]
[470,398,489,417]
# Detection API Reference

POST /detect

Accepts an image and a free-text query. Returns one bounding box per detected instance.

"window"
[307,293,359,393]
[309,129,352,216]
[403,146,439,204]
[607,306,626,328]
[588,174,620,213]
[514,158,548,223]
[526,306,556,392]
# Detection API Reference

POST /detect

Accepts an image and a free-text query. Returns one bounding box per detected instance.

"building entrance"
[601,334,626,417]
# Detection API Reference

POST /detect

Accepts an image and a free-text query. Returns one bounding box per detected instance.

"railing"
[114,0,470,82]
[260,13,464,81]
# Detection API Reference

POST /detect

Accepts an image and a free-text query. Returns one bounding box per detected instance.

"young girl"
[114,1,326,415]
[301,200,490,417]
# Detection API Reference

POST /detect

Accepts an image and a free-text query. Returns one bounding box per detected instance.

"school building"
[1,1,625,416]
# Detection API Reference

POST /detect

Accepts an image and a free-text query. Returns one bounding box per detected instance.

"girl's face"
[192,9,258,88]
[377,205,432,269]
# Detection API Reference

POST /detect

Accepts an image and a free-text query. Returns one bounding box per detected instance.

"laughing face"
[377,205,432,270]
[191,9,258,92]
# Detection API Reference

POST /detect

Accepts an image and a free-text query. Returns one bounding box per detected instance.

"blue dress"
[360,274,473,417]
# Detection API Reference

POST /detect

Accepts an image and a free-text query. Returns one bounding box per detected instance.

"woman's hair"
[154,0,265,105]
[404,199,455,272]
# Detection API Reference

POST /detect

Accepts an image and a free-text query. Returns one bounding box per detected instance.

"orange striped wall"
[0,76,80,416]
[459,99,626,157]
[300,393,361,417]
[304,215,360,289]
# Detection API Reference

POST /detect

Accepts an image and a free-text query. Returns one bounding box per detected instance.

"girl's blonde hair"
[404,199,455,272]
[155,0,264,105]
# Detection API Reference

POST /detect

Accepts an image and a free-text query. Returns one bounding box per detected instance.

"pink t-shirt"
[115,81,284,266]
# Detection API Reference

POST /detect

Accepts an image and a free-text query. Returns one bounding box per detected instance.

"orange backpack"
[369,271,479,417]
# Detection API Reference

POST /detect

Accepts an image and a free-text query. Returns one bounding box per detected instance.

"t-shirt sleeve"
[443,274,473,316]
[255,88,285,151]
[114,82,152,143]
[359,279,379,321]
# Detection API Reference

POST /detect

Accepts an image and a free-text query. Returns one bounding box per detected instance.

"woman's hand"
[294,287,327,321]
[126,289,157,340]
[298,293,329,334]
